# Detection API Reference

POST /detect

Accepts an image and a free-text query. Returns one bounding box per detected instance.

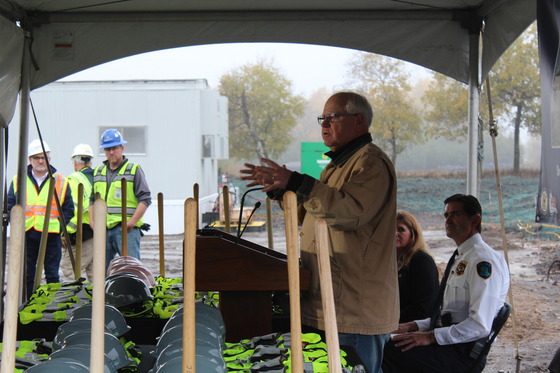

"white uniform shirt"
[416,233,510,345]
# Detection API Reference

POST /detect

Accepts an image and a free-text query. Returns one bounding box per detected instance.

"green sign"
[301,142,330,179]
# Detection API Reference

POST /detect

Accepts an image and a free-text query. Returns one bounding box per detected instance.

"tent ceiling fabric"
[0,15,22,128]
[0,0,536,123]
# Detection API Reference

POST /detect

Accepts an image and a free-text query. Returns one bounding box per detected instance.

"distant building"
[7,79,229,233]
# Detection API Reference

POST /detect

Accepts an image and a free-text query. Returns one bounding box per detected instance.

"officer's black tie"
[429,248,459,330]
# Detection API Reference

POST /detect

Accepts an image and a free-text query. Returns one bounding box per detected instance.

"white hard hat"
[28,139,51,157]
[72,144,94,158]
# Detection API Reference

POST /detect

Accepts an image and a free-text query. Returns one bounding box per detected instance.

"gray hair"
[72,155,92,166]
[337,91,374,127]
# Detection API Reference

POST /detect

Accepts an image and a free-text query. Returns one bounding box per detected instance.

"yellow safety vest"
[13,174,68,233]
[66,169,93,233]
[93,161,142,229]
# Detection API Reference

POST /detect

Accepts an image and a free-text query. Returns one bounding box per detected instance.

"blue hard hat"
[100,129,127,149]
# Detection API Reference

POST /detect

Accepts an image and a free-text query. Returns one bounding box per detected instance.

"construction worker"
[7,139,74,298]
[60,144,95,282]
[90,129,151,269]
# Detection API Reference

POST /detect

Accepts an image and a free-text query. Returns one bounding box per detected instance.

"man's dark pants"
[25,228,62,298]
[382,338,484,373]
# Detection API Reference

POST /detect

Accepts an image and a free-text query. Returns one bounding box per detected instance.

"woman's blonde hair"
[397,210,431,269]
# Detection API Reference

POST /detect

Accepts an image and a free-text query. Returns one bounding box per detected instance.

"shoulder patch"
[476,261,492,279]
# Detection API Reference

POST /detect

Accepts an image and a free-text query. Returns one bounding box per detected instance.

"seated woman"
[396,210,439,323]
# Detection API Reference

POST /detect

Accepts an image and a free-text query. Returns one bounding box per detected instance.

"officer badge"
[477,261,492,279]
[455,261,468,276]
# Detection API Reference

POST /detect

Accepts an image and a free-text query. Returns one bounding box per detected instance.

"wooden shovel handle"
[283,191,303,372]
[315,218,342,373]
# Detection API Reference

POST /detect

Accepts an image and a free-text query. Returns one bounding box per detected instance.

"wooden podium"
[195,228,310,342]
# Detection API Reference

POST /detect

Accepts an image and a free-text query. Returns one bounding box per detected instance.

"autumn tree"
[279,88,330,164]
[422,23,540,174]
[219,60,305,160]
[422,74,470,141]
[345,53,423,165]
[488,23,541,174]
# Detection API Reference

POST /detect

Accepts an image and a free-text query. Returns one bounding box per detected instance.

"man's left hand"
[126,220,136,232]
[240,158,291,192]
[391,331,436,352]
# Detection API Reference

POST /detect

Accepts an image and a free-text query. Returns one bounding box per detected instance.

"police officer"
[61,144,95,282]
[90,129,151,268]
[7,139,74,298]
[382,194,510,373]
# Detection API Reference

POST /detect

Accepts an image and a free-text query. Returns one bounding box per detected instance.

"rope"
[516,221,560,239]
[485,77,522,372]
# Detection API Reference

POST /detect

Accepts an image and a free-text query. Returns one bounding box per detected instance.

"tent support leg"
[0,127,7,321]
[467,31,481,197]
[16,32,32,302]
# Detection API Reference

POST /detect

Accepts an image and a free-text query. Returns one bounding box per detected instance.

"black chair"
[549,347,560,373]
[468,302,512,373]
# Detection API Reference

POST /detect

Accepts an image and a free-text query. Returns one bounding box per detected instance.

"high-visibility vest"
[93,161,143,229]
[66,169,93,233]
[14,174,68,233]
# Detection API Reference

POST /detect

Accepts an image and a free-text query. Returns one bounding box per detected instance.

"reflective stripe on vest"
[93,162,142,229]
[14,174,68,233]
[66,170,93,233]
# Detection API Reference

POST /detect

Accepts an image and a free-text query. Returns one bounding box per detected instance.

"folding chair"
[468,302,512,373]
[549,346,560,373]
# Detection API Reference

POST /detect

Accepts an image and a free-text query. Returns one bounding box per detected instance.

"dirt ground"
[140,211,560,373]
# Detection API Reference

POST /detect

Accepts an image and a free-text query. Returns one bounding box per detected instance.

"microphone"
[237,202,262,242]
[236,187,262,240]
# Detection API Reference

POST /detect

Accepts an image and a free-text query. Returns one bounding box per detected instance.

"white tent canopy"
[0,0,535,96]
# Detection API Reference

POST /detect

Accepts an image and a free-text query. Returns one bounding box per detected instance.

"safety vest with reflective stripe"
[66,169,93,233]
[13,174,68,233]
[93,161,143,229]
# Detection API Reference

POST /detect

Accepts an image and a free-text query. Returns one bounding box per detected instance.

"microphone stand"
[237,202,262,243]
[236,187,262,241]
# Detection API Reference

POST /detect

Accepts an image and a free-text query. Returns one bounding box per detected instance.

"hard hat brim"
[99,140,127,149]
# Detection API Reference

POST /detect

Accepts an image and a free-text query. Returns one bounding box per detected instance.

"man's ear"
[472,213,482,229]
[355,113,368,130]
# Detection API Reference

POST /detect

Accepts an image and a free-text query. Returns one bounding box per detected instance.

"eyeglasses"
[317,113,358,125]
[31,156,46,161]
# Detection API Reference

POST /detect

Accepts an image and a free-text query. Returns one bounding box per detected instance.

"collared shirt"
[31,170,48,187]
[416,233,510,345]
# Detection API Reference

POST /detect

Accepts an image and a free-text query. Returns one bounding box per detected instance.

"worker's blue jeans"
[105,225,141,269]
[339,332,390,373]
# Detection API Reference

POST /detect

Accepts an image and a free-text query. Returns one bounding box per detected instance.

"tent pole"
[16,31,32,301]
[0,128,7,320]
[16,33,31,207]
[467,31,481,198]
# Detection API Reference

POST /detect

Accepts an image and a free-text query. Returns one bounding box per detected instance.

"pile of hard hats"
[104,257,156,315]
[107,256,157,287]
[27,304,135,372]
[149,302,227,373]
[105,272,153,312]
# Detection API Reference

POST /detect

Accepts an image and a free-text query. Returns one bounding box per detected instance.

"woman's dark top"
[398,249,439,323]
